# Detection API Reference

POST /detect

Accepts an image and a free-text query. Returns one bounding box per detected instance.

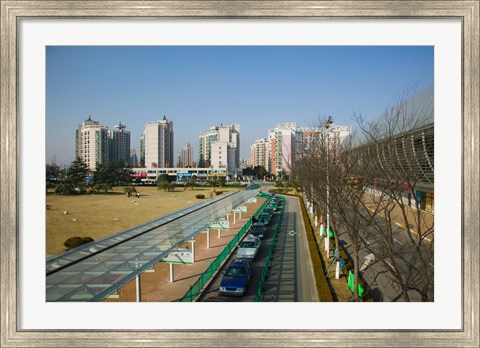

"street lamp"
[325,116,332,260]
[324,116,341,279]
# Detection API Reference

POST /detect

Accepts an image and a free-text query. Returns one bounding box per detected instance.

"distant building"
[199,123,241,176]
[250,138,267,169]
[252,122,352,176]
[75,116,109,170]
[296,125,352,156]
[139,134,145,167]
[177,143,193,167]
[269,123,297,176]
[143,116,174,168]
[130,149,138,167]
[198,128,220,167]
[108,122,131,167]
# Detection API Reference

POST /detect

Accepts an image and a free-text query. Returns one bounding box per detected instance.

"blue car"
[219,259,253,296]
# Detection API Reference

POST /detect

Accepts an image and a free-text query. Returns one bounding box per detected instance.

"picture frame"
[1,1,478,347]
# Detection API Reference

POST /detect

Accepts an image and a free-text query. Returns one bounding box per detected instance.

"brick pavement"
[104,197,265,302]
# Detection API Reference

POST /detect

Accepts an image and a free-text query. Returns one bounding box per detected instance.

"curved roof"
[391,85,434,129]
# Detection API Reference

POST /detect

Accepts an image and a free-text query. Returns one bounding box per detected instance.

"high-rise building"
[108,122,131,167]
[198,128,219,167]
[139,134,145,167]
[250,138,267,168]
[143,116,174,168]
[257,122,352,176]
[268,123,297,175]
[75,116,109,170]
[130,149,138,167]
[198,124,240,176]
[178,143,193,167]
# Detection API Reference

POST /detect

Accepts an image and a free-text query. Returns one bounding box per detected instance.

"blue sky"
[46,46,433,166]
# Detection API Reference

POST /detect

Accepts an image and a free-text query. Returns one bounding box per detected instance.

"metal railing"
[255,196,286,302]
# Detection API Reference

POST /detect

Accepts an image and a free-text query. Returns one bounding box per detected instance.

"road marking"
[288,231,297,236]
[372,210,433,243]
[360,253,375,272]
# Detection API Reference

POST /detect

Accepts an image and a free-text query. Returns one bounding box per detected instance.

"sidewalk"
[104,196,265,302]
[363,193,434,242]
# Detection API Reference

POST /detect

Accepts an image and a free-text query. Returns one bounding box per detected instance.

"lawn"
[46,186,236,256]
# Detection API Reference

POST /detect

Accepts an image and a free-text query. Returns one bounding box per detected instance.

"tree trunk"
[353,239,360,301]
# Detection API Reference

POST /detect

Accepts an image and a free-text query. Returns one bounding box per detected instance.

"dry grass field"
[46,186,238,256]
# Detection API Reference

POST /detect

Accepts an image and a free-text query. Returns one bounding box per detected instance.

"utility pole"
[325,116,332,259]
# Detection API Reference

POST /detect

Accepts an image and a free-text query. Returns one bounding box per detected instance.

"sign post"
[190,240,196,263]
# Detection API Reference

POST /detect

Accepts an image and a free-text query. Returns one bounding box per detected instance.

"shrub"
[64,236,82,249]
[64,236,94,250]
[195,194,205,199]
[215,191,223,196]
[268,188,291,195]
[81,237,94,244]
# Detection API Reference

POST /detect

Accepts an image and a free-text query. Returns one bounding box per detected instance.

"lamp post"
[325,116,341,279]
[325,116,332,259]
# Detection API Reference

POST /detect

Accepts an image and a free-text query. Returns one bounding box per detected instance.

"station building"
[351,85,434,213]
[129,167,228,185]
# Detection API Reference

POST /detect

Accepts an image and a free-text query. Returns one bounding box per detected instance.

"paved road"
[261,195,318,302]
[338,210,434,302]
[199,194,318,302]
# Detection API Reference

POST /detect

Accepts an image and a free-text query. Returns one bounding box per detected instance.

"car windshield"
[225,267,247,277]
[251,225,263,231]
[240,241,256,248]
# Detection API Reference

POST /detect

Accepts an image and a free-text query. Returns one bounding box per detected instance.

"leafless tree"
[351,89,434,301]
[294,88,434,301]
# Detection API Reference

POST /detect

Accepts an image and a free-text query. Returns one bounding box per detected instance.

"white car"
[236,236,261,260]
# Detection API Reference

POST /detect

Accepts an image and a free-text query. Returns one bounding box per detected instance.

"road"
[338,209,434,302]
[261,195,318,301]
[199,194,318,302]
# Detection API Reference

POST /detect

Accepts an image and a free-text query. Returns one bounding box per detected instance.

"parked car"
[268,201,279,211]
[258,212,272,225]
[263,207,274,216]
[236,235,261,260]
[249,221,267,239]
[219,259,254,296]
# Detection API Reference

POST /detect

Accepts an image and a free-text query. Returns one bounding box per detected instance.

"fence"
[255,196,286,302]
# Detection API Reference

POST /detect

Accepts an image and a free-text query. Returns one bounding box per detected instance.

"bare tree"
[294,87,434,301]
[351,90,434,301]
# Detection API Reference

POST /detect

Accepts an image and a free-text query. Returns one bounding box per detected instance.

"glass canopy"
[46,189,258,301]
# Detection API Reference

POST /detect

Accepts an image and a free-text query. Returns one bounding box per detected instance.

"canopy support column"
[136,274,141,302]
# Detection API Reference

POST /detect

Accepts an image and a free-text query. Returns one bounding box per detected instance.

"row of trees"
[293,92,434,301]
[50,159,131,194]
